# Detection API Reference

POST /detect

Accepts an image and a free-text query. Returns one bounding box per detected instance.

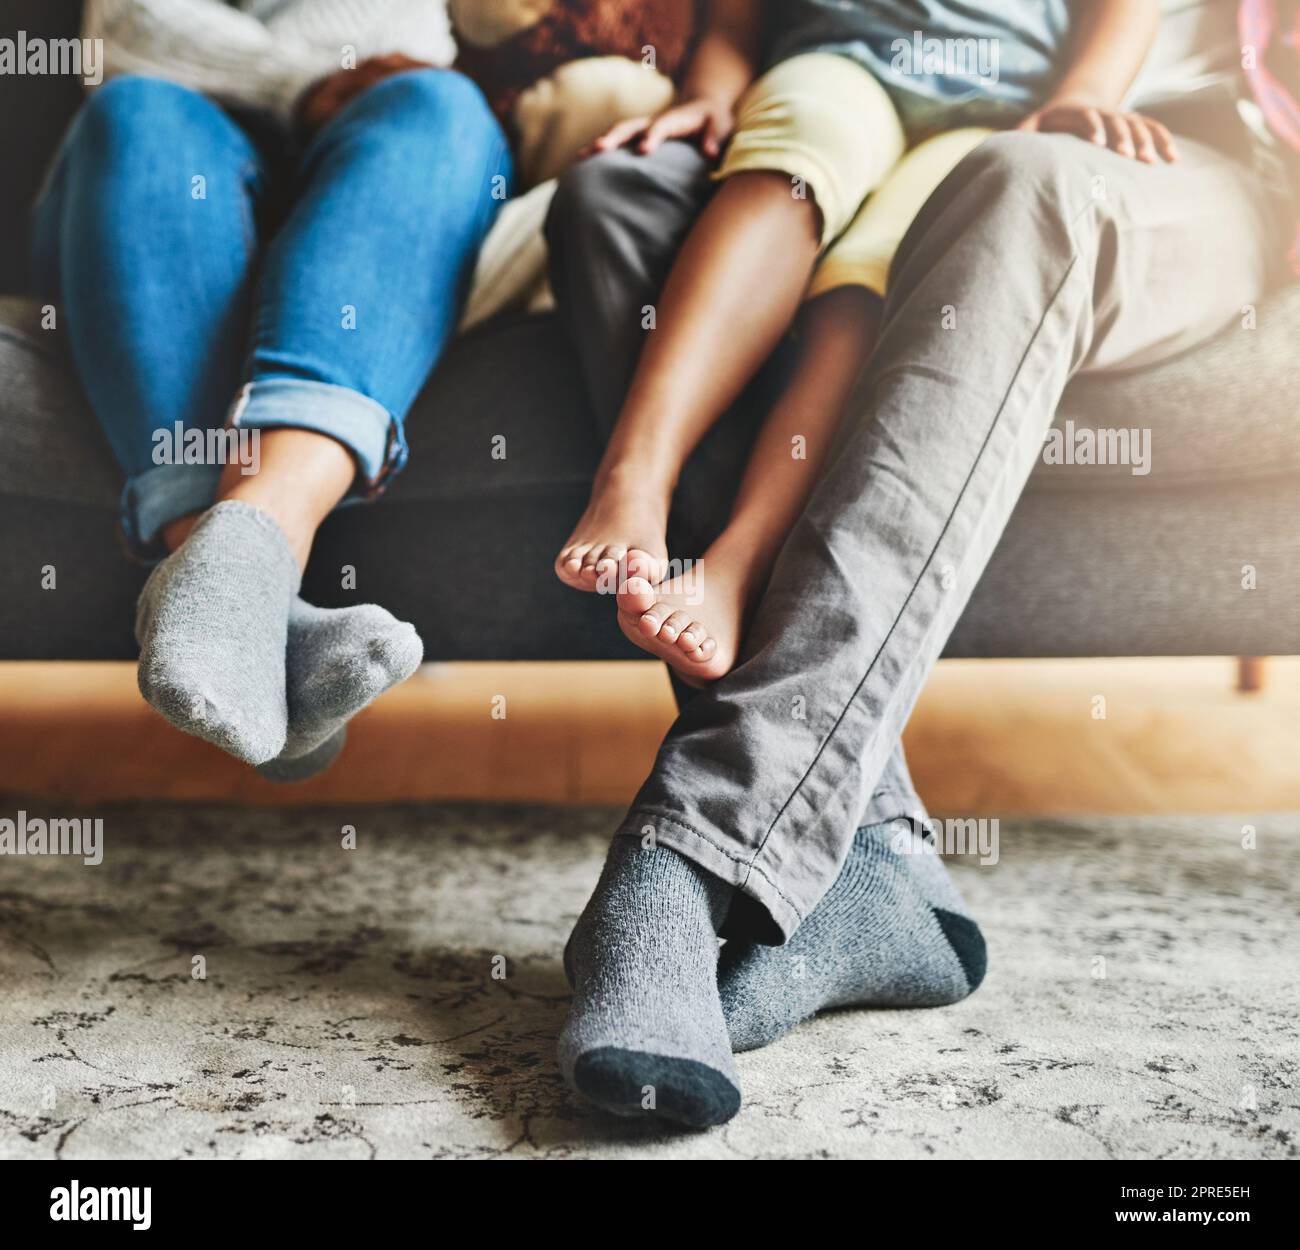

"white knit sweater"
[83,0,457,122]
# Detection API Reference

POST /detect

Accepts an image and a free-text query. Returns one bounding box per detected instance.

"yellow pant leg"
[810,128,994,299]
[717,52,907,246]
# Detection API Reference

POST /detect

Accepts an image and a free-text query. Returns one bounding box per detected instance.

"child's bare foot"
[616,543,761,687]
[554,475,669,594]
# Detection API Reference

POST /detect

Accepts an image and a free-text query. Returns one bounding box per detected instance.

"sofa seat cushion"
[2,283,1299,521]
[1041,283,1300,490]
[3,298,1298,662]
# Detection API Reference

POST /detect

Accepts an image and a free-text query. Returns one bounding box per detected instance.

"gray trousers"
[545,119,1282,943]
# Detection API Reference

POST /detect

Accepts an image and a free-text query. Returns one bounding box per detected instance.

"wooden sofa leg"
[1237,657,1266,693]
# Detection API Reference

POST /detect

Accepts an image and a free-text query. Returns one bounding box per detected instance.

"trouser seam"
[749,207,1098,872]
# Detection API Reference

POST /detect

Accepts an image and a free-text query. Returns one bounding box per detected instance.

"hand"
[1018,97,1179,163]
[586,96,735,160]
[297,54,434,137]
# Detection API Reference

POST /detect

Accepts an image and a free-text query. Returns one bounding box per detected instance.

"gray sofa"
[2,0,1298,665]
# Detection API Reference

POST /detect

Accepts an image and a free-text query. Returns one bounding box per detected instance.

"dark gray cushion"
[2,297,1299,661]
[1045,284,1300,489]
[6,280,1300,513]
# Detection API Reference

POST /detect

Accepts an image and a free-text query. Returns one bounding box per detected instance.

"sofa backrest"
[0,1,86,293]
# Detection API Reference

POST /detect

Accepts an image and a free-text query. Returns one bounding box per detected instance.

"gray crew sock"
[135,500,298,765]
[256,598,423,784]
[719,820,988,1053]
[559,837,741,1129]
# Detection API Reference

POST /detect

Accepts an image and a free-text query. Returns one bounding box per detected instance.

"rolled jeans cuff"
[229,378,405,492]
[120,462,224,562]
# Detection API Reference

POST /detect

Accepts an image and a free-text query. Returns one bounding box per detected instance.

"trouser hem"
[616,807,805,943]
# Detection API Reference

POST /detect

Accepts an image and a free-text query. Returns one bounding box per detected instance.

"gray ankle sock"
[256,598,423,784]
[719,820,988,1052]
[254,724,348,784]
[135,500,298,765]
[558,837,741,1129]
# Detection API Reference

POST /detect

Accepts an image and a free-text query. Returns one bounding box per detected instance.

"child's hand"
[586,96,735,160]
[1018,98,1179,164]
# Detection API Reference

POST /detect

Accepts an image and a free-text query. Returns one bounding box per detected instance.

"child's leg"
[617,127,996,684]
[616,285,882,683]
[555,171,822,590]
[555,53,906,593]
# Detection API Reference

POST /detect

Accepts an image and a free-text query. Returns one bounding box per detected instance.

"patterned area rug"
[0,801,1296,1160]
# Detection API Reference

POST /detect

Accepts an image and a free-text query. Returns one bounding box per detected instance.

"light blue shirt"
[767,0,1074,137]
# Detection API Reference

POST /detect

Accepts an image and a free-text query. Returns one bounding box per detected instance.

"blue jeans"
[32,70,513,557]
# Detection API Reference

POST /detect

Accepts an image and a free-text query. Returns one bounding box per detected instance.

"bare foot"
[555,475,669,594]
[616,545,761,687]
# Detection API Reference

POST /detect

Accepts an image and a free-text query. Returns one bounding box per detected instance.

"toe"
[578,544,607,586]
[257,725,348,784]
[689,635,718,660]
[624,548,661,584]
[591,544,627,594]
[676,620,708,652]
[615,601,730,687]
[571,1047,741,1128]
[617,576,659,619]
[658,610,692,643]
[557,542,587,569]
[635,599,675,639]
[556,543,594,588]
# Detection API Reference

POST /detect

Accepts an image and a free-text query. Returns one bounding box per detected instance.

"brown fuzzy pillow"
[453,0,699,124]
